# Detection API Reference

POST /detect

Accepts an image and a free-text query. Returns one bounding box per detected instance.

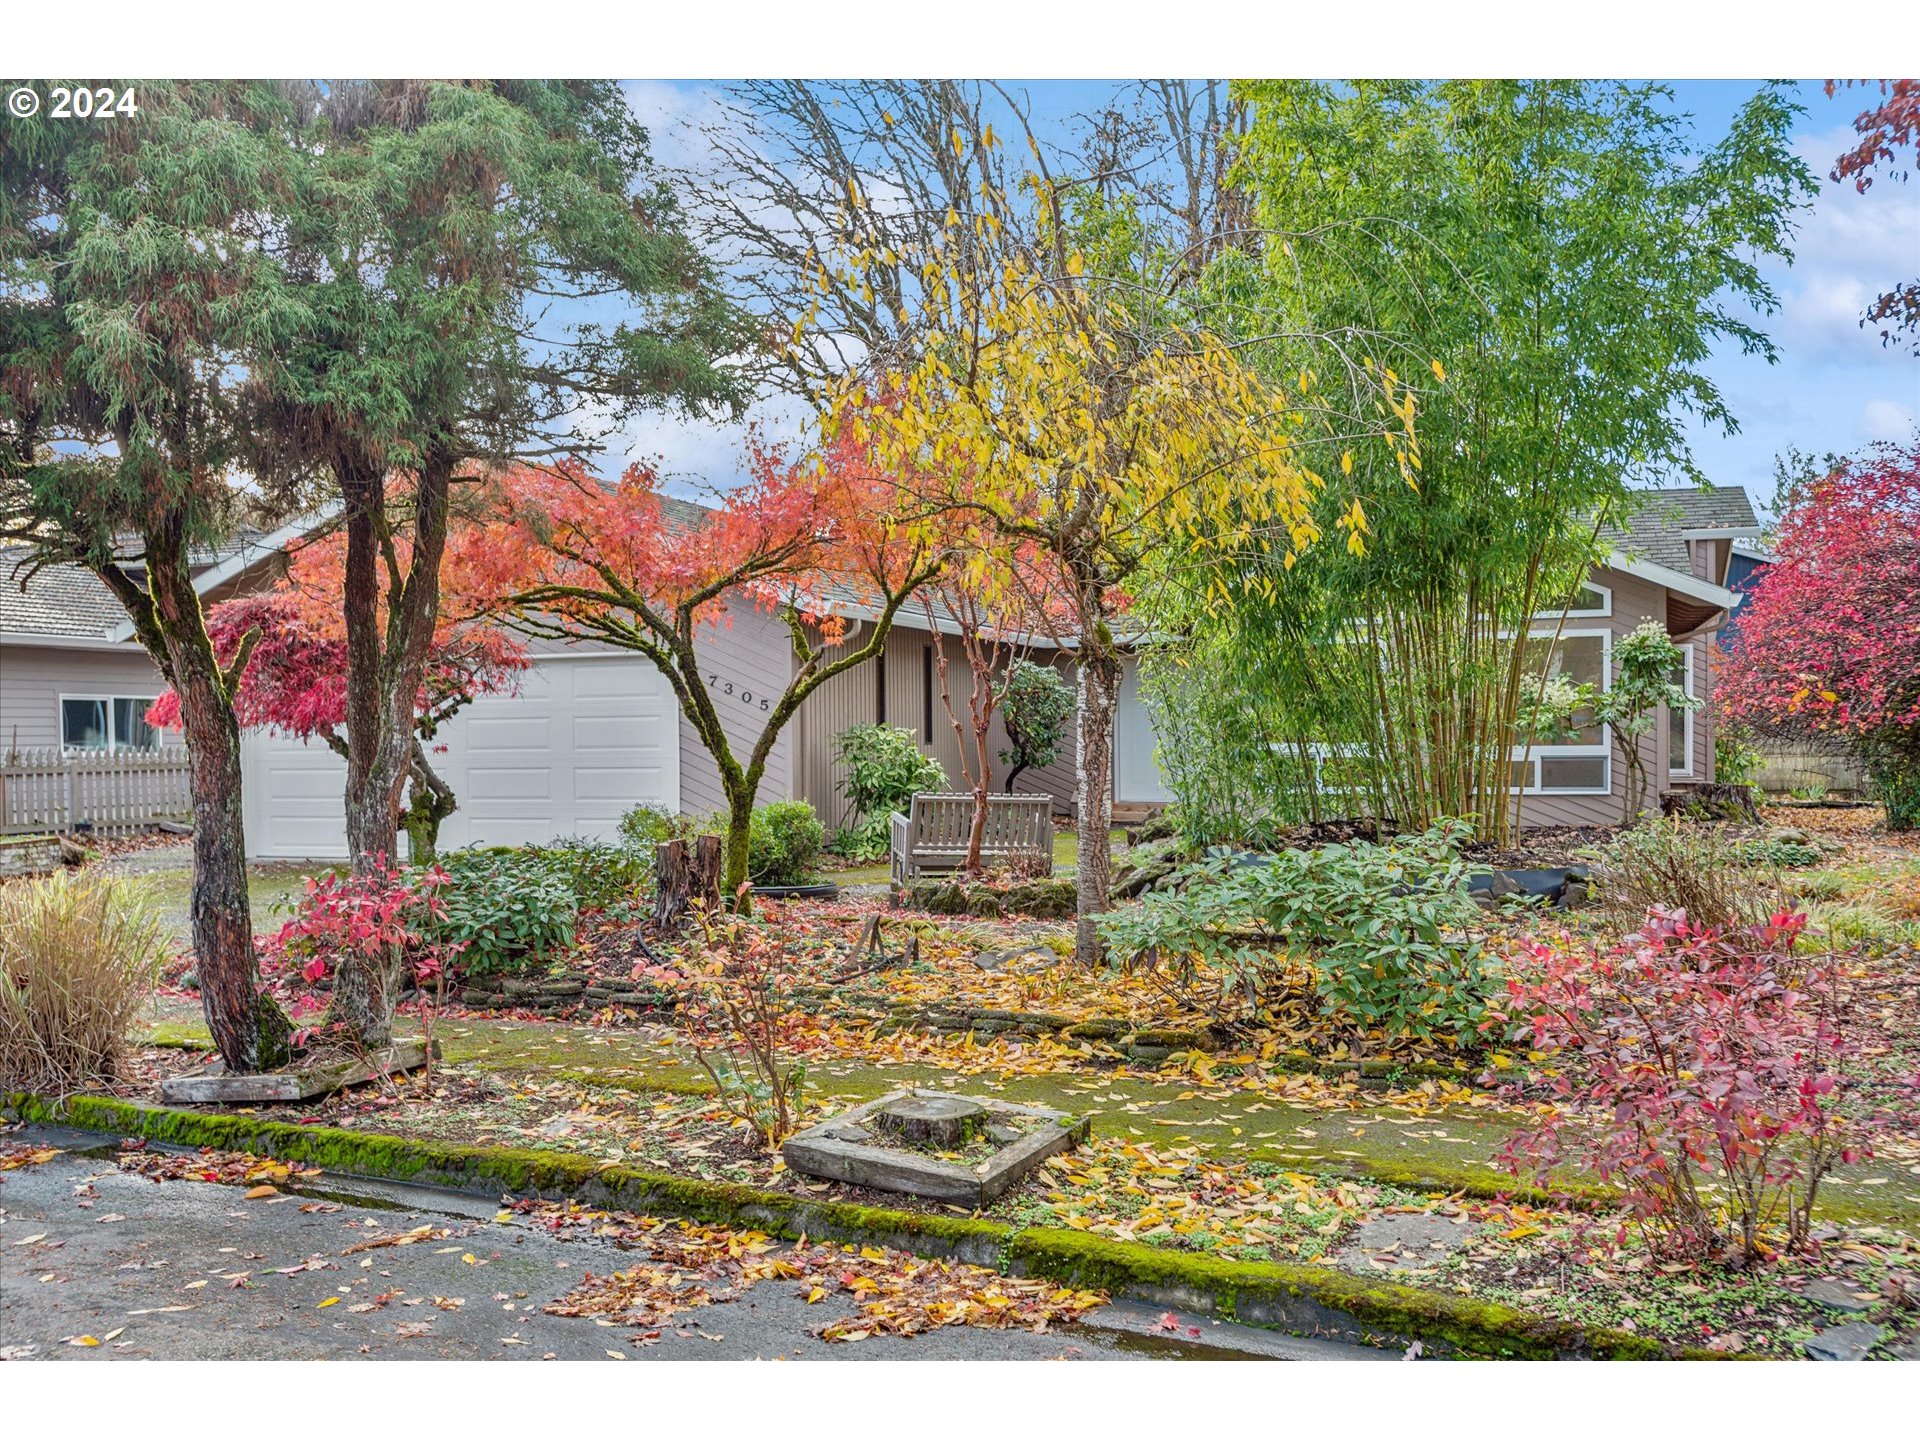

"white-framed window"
[1510,628,1613,795]
[59,694,162,754]
[1534,580,1612,621]
[1668,643,1694,776]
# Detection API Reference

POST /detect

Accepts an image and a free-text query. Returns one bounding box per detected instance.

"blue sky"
[619,79,1919,517]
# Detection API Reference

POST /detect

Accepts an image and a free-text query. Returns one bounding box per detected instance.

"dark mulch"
[1462,825,1621,869]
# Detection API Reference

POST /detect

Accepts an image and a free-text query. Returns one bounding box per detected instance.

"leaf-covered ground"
[88,804,1920,1357]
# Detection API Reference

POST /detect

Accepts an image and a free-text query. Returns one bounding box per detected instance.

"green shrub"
[525,837,652,913]
[1097,821,1489,1049]
[617,802,702,854]
[832,724,945,860]
[749,801,826,887]
[1733,836,1830,870]
[0,870,164,1091]
[432,848,579,975]
[1586,819,1781,934]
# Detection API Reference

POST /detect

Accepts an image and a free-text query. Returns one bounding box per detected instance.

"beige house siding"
[1514,562,1724,829]
[0,643,168,752]
[790,623,1076,828]
[675,601,796,819]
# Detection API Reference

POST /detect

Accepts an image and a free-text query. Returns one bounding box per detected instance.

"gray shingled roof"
[0,546,130,639]
[1603,486,1759,573]
[0,526,284,641]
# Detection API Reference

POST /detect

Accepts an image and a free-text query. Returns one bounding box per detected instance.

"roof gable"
[1603,485,1759,572]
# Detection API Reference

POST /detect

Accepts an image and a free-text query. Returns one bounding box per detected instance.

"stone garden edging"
[5,1091,1686,1360]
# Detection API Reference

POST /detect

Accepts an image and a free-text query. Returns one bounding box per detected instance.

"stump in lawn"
[873,1094,987,1149]
[654,834,722,930]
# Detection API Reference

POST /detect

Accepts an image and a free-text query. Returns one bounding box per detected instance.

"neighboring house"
[2,484,1757,854]
[1,525,300,756]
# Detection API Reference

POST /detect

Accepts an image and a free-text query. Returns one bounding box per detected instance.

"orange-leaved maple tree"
[471,437,943,906]
[1717,439,1920,828]
[150,525,528,861]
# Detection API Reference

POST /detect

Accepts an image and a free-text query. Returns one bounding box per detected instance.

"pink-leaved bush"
[1488,907,1868,1263]
[261,861,456,1068]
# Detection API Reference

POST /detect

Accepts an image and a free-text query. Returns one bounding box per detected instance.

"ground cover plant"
[1098,822,1491,1054]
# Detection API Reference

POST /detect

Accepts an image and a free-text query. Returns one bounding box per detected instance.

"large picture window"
[1510,629,1612,795]
[60,695,162,753]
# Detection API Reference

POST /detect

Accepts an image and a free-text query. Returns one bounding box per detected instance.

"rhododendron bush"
[1489,909,1868,1263]
[1716,441,1920,828]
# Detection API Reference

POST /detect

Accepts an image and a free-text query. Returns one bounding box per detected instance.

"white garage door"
[242,655,680,860]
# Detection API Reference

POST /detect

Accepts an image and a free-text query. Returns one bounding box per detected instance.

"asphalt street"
[0,1128,1384,1362]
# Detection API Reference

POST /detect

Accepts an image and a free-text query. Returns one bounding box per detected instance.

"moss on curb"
[8,1090,1676,1359]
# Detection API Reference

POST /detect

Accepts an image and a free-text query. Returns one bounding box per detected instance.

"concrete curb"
[6,1091,1686,1360]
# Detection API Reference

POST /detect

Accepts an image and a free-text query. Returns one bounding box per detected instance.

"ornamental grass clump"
[1587,819,1783,936]
[1489,908,1869,1265]
[0,870,165,1093]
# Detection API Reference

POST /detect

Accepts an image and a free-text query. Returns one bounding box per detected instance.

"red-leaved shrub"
[1489,907,1867,1263]
[262,863,456,1068]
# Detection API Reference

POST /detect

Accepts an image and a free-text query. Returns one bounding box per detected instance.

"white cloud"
[1772,125,1920,366]
[1858,396,1918,443]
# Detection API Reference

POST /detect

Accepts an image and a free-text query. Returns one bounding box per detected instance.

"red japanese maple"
[471,435,943,903]
[1716,441,1920,824]
[149,525,528,854]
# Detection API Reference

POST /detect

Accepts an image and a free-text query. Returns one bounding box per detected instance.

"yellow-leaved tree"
[830,157,1420,963]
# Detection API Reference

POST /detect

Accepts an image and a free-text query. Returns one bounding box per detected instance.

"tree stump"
[873,1095,986,1148]
[653,834,723,930]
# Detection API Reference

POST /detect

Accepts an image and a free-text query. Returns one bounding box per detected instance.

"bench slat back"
[905,793,1052,853]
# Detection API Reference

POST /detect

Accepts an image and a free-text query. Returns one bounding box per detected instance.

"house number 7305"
[707,674,771,711]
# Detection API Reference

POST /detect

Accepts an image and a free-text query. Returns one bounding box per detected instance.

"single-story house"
[1504,484,1758,827]
[1,484,1758,855]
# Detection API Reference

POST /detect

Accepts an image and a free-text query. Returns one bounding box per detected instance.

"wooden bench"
[890,793,1056,886]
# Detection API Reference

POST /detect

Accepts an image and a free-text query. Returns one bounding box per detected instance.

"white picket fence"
[0,746,194,837]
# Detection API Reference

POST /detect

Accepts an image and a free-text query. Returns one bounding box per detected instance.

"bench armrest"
[890,810,912,886]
